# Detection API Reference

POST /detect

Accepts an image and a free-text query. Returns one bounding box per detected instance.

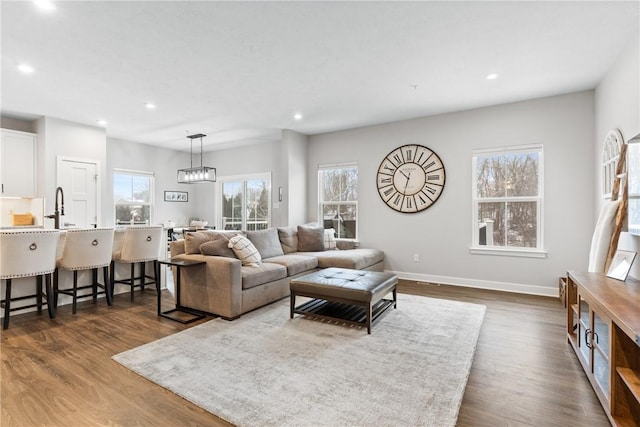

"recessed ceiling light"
[97,120,107,126]
[145,102,157,110]
[486,73,499,80]
[33,0,56,11]
[17,64,35,74]
[293,113,303,121]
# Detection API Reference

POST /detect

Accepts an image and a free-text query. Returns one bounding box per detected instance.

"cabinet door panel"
[593,312,611,400]
[1,130,36,197]
[578,294,591,364]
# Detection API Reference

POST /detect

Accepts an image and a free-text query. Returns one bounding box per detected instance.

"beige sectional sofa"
[169,225,384,320]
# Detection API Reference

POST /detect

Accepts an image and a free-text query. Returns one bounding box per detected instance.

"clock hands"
[403,170,412,193]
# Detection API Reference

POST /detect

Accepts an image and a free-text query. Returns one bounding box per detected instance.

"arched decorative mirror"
[601,129,624,199]
[627,132,640,235]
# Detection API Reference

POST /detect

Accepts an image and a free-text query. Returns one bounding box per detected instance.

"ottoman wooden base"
[289,268,398,334]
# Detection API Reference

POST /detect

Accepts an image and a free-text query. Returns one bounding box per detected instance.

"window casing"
[218,173,271,231]
[113,169,154,225]
[318,163,358,240]
[627,141,640,235]
[471,145,544,256]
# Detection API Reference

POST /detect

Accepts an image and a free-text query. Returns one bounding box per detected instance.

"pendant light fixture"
[177,133,216,184]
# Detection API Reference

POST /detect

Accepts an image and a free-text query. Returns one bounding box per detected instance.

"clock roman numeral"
[383,164,395,174]
[380,177,392,184]
[383,187,395,197]
[393,153,402,166]
[423,184,437,195]
[420,188,436,201]
[427,174,440,181]
[405,149,412,162]
[423,160,436,171]
[406,196,413,209]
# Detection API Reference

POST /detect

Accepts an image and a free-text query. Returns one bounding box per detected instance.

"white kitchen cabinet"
[0,129,37,197]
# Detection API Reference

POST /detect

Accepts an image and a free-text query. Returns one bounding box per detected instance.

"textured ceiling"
[2,1,639,152]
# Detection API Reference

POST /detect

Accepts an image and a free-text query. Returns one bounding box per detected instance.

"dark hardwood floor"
[1,280,609,426]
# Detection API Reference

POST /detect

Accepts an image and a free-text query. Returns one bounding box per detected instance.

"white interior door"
[58,158,98,228]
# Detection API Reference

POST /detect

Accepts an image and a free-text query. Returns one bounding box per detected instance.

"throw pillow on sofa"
[228,235,262,267]
[297,224,325,252]
[246,228,284,259]
[324,228,337,250]
[200,234,237,258]
[277,226,298,254]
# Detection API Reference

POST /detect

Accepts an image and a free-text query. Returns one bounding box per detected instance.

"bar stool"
[111,226,163,302]
[54,228,115,314]
[0,230,61,329]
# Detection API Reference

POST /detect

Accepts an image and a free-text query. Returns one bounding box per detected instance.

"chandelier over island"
[177,133,216,184]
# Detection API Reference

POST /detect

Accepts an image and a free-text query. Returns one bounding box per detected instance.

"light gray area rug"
[113,294,486,426]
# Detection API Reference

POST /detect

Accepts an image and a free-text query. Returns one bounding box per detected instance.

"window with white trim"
[218,173,271,231]
[472,145,543,253]
[318,163,358,240]
[628,140,640,234]
[113,169,154,225]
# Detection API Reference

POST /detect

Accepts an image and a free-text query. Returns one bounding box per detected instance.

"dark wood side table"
[157,259,206,324]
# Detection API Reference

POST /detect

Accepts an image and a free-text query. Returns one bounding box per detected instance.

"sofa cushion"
[184,230,217,254]
[228,235,262,267]
[241,262,287,290]
[297,224,325,252]
[263,254,318,276]
[324,228,337,250]
[297,248,384,270]
[277,227,298,254]
[246,228,284,259]
[200,234,236,258]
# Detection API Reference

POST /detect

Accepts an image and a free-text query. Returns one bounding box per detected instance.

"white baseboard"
[387,270,559,298]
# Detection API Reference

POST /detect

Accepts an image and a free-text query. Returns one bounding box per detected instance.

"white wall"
[35,116,108,226]
[308,91,596,295]
[107,138,195,227]
[595,31,640,280]
[281,130,308,227]
[199,140,285,227]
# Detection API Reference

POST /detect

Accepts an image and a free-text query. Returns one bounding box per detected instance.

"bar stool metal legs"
[111,260,159,303]
[1,273,56,330]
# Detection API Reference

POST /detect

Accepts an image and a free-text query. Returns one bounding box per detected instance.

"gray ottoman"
[289,267,398,334]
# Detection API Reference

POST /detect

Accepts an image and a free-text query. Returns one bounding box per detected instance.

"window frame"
[216,172,272,231]
[318,162,359,241]
[113,168,155,226]
[470,144,546,258]
[626,140,640,235]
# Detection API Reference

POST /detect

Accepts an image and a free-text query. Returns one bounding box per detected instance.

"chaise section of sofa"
[169,225,384,320]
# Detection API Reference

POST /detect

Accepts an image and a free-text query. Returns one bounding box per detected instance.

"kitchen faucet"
[45,187,65,229]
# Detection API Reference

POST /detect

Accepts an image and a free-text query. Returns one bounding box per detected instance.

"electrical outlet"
[413,253,419,262]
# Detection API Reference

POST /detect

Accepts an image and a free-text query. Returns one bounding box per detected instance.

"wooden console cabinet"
[566,271,640,426]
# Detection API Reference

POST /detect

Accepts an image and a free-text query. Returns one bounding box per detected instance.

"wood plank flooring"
[1,280,609,426]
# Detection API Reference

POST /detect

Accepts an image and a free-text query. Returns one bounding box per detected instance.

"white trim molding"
[388,270,558,297]
[468,246,547,258]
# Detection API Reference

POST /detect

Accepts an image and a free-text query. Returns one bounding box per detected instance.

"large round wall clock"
[376,144,446,213]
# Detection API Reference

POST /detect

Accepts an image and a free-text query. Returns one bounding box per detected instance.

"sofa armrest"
[171,253,243,319]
